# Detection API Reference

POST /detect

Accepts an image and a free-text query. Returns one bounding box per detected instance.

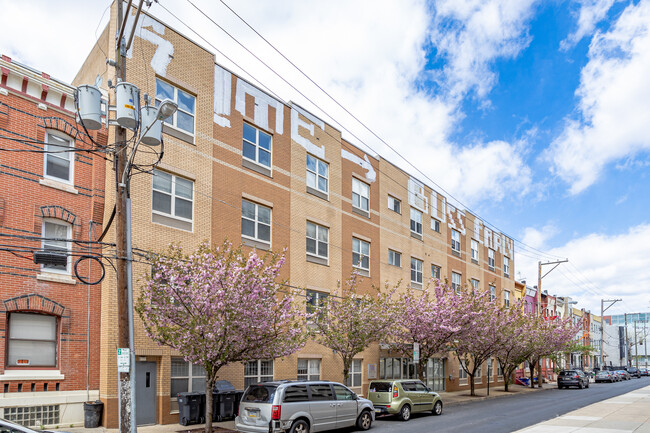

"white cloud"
[548,0,650,194]
[516,224,650,315]
[561,0,619,50]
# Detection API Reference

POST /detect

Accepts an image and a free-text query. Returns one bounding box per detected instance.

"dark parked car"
[640,367,649,377]
[626,367,641,378]
[558,370,589,389]
[595,371,616,383]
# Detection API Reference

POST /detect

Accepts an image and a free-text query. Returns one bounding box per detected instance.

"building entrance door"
[135,361,157,425]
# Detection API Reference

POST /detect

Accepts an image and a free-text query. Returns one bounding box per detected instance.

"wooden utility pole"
[115,1,131,431]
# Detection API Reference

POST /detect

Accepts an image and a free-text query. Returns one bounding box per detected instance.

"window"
[309,384,333,401]
[411,257,423,287]
[471,279,479,291]
[388,249,401,267]
[504,291,510,308]
[306,221,328,260]
[297,359,320,381]
[156,78,195,134]
[242,123,272,168]
[488,249,495,270]
[388,195,401,214]
[244,360,273,388]
[283,385,309,402]
[451,229,461,255]
[489,285,496,301]
[42,220,71,273]
[152,170,194,227]
[306,290,328,317]
[471,239,479,263]
[452,272,461,293]
[44,133,74,183]
[487,358,494,383]
[459,359,468,381]
[242,199,271,244]
[352,238,370,273]
[431,264,441,279]
[352,178,370,212]
[333,384,356,400]
[346,359,362,387]
[170,358,206,411]
[410,208,423,236]
[7,313,57,367]
[497,361,503,378]
[431,218,440,233]
[306,154,328,194]
[504,256,510,277]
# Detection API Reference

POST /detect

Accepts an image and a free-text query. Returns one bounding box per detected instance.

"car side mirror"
[353,393,358,400]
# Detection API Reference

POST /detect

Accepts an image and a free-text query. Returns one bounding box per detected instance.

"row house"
[0,56,107,424]
[72,2,516,427]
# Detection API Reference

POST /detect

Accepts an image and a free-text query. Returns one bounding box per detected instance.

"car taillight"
[573,375,578,379]
[393,387,399,398]
[272,405,281,420]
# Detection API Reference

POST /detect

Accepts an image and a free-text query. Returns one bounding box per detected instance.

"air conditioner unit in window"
[33,251,68,267]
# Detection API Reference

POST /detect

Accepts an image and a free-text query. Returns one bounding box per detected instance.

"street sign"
[117,348,130,373]
[413,343,420,363]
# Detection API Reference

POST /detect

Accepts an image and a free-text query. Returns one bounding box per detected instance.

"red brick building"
[0,55,107,426]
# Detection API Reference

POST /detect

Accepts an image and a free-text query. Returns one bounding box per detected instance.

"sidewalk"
[513,383,650,432]
[59,382,555,433]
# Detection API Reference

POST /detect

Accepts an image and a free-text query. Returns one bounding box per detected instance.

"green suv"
[367,380,443,421]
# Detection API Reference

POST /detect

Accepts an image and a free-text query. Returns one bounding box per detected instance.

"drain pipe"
[86,221,94,402]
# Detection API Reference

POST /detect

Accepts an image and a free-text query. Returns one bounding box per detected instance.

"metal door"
[135,361,157,425]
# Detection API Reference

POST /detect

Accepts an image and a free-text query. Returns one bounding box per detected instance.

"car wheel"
[586,382,590,388]
[579,382,584,389]
[356,411,372,431]
[558,384,563,389]
[432,401,443,416]
[290,420,310,433]
[398,404,411,421]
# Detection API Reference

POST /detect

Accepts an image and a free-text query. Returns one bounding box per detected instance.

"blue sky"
[1,0,649,315]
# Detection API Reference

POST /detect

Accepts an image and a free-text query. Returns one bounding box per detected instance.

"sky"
[1,0,649,317]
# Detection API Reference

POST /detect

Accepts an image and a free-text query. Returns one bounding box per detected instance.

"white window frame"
[431,218,440,233]
[41,219,72,274]
[488,249,495,270]
[352,238,370,273]
[388,249,401,267]
[388,195,401,214]
[241,199,271,245]
[244,360,274,388]
[459,359,468,382]
[431,264,441,279]
[346,359,362,388]
[152,170,194,225]
[452,272,461,293]
[504,256,510,276]
[297,359,321,381]
[306,221,329,260]
[411,257,423,286]
[504,291,510,308]
[471,279,479,291]
[410,208,423,236]
[451,229,461,254]
[170,358,206,412]
[155,78,196,135]
[489,285,496,301]
[352,178,370,212]
[243,122,273,168]
[44,132,74,184]
[471,239,479,263]
[7,312,57,367]
[306,154,329,194]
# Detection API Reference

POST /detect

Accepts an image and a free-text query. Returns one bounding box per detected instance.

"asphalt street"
[368,377,650,433]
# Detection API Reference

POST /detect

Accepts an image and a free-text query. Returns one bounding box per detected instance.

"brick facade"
[0,55,107,425]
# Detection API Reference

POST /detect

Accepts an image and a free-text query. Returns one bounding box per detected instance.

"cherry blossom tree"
[311,273,395,385]
[494,305,534,392]
[388,280,464,382]
[136,241,307,433]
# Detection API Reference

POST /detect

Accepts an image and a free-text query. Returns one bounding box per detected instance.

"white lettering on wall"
[235,79,284,134]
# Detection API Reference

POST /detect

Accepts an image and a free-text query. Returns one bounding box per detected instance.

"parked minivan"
[367,379,443,421]
[235,380,375,433]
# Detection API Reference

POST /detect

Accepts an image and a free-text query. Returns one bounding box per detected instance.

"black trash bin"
[212,380,238,422]
[83,400,103,428]
[177,391,206,426]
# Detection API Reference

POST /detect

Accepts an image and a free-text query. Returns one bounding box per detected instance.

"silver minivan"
[235,380,375,433]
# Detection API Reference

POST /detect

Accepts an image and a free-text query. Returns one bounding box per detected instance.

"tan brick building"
[74,2,516,426]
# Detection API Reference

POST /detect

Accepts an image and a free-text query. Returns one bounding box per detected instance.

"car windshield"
[369,382,392,392]
[560,371,576,376]
[242,385,277,403]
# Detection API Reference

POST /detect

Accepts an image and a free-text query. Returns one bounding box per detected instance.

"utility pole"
[634,321,638,369]
[624,313,629,367]
[645,320,648,369]
[537,259,568,388]
[600,299,621,370]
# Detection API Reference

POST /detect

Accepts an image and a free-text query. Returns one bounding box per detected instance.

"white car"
[0,419,72,433]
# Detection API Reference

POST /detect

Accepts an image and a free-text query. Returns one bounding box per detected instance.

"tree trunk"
[469,373,475,396]
[486,371,490,396]
[528,362,536,389]
[418,359,427,383]
[205,377,215,433]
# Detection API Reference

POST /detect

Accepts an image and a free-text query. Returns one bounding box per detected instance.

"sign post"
[117,348,130,373]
